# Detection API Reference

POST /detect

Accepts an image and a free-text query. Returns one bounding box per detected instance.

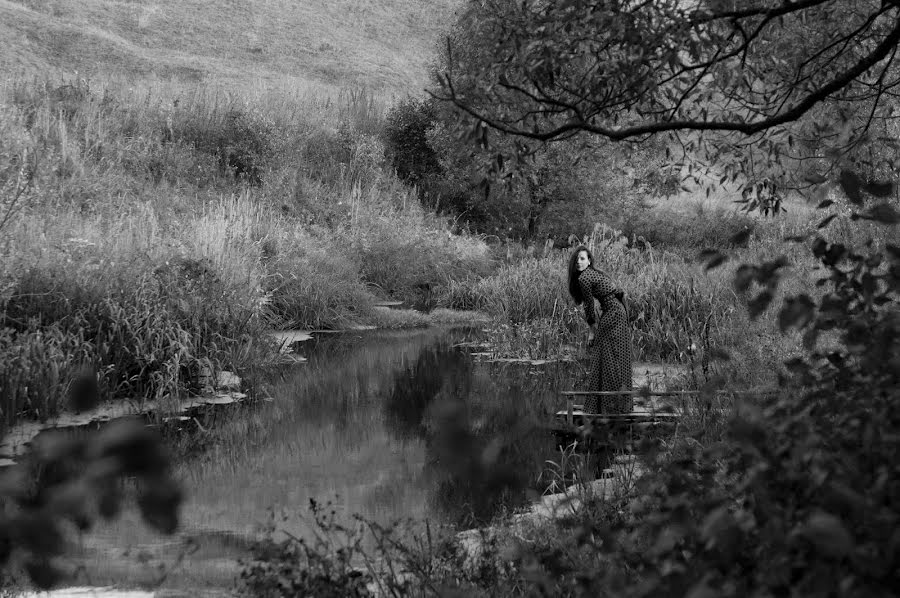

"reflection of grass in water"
[72,331,581,589]
[422,360,579,526]
[69,330,469,590]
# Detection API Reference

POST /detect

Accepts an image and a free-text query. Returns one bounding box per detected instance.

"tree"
[427,3,900,597]
[432,0,900,203]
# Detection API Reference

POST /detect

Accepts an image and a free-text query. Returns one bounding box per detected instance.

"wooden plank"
[561,390,700,396]
[553,410,679,420]
[560,389,779,397]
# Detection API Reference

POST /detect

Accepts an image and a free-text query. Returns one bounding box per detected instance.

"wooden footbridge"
[549,388,774,448]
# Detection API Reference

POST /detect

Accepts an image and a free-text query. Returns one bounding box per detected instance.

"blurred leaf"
[708,347,731,361]
[816,200,835,209]
[68,369,100,413]
[12,515,65,556]
[860,203,900,225]
[699,249,727,271]
[734,265,757,293]
[24,558,65,590]
[802,327,820,350]
[648,524,687,558]
[779,294,816,332]
[700,507,741,562]
[47,481,92,530]
[729,229,752,246]
[861,179,894,197]
[797,511,854,558]
[886,244,900,261]
[838,170,864,204]
[729,415,767,448]
[686,580,720,598]
[91,420,169,476]
[97,480,123,521]
[747,290,774,319]
[32,432,85,465]
[137,476,183,535]
[817,214,838,229]
[0,524,10,566]
[804,172,828,185]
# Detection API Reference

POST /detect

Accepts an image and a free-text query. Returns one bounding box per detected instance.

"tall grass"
[0,76,492,434]
[442,225,737,364]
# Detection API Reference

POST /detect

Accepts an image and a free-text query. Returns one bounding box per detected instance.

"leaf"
[802,326,820,350]
[137,476,183,535]
[11,515,65,556]
[784,234,807,243]
[733,265,757,293]
[748,290,774,319]
[91,420,170,476]
[778,294,816,332]
[838,170,864,204]
[699,249,727,271]
[24,558,65,591]
[862,203,900,225]
[816,200,835,209]
[785,357,810,375]
[796,511,854,559]
[686,577,720,598]
[817,214,838,229]
[886,244,900,261]
[804,172,828,185]
[700,507,741,562]
[708,348,731,361]
[861,179,894,197]
[729,229,752,246]
[97,481,123,521]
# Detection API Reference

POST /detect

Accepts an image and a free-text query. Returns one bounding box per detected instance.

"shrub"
[618,203,757,256]
[262,231,376,330]
[168,105,279,185]
[382,97,442,188]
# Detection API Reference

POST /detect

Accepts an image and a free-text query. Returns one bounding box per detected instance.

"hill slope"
[0,0,461,93]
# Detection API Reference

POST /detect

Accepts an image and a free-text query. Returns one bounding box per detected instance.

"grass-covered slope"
[0,0,460,92]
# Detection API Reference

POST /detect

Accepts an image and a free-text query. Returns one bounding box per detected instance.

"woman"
[568,245,633,413]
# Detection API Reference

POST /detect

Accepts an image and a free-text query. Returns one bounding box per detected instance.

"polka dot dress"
[577,268,633,413]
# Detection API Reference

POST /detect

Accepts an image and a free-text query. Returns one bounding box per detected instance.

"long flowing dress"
[577,267,633,413]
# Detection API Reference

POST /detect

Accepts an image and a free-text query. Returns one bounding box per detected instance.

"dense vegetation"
[2,0,899,594]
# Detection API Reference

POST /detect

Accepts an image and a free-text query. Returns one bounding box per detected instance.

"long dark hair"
[568,245,595,304]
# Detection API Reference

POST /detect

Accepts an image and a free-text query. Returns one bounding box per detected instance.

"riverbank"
[0,77,499,440]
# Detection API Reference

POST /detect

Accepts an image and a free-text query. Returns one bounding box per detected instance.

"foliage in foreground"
[0,420,183,591]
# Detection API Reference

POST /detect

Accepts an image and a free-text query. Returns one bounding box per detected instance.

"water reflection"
[87,329,576,566]
[383,339,473,442]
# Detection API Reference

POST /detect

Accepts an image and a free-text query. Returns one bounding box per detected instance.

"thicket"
[381,95,674,244]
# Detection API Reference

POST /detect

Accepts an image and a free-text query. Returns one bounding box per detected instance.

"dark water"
[239,327,575,528]
[77,328,580,588]
[61,329,687,590]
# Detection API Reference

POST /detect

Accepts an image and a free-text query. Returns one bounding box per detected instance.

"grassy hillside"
[0,0,460,93]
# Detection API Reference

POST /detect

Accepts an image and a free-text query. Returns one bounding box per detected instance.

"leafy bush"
[262,231,376,330]
[168,106,279,185]
[382,97,442,188]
